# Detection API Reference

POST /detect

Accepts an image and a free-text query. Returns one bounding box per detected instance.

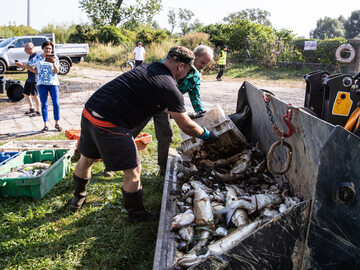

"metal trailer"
[153,81,360,269]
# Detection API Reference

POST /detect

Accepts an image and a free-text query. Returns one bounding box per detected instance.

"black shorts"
[23,81,38,96]
[78,115,140,171]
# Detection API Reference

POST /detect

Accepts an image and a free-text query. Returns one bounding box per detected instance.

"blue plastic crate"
[0,152,20,166]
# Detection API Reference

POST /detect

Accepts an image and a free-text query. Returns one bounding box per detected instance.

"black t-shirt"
[85,62,186,129]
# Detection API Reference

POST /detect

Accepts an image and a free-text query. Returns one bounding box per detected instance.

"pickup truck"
[0,35,89,75]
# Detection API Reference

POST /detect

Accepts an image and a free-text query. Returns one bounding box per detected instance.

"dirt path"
[0,65,307,138]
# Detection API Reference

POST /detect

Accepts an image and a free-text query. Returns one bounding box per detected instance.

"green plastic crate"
[0,149,74,200]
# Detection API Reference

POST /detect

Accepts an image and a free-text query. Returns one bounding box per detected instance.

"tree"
[223,8,272,26]
[167,8,176,34]
[344,10,360,39]
[79,0,162,27]
[178,8,194,35]
[310,16,345,39]
[188,19,204,32]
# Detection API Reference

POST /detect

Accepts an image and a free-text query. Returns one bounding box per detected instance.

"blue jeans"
[38,85,60,122]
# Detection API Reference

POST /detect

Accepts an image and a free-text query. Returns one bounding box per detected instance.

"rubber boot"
[70,173,90,212]
[122,188,158,223]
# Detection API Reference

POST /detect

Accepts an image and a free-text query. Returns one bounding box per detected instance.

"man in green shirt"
[132,45,213,176]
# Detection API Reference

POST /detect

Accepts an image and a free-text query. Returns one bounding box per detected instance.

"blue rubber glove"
[198,126,217,143]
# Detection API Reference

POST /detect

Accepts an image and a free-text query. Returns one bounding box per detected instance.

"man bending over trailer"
[70,46,216,222]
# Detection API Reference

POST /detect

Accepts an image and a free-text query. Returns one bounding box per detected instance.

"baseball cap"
[138,42,142,45]
[167,46,197,71]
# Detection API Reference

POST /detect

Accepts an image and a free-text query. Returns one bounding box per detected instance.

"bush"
[0,25,38,38]
[98,25,131,46]
[40,24,76,43]
[180,32,211,50]
[68,25,98,43]
[136,27,169,45]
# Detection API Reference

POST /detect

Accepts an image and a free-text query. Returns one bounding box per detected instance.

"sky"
[0,0,358,38]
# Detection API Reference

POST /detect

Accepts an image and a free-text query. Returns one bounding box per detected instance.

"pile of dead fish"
[171,143,301,269]
[0,162,51,179]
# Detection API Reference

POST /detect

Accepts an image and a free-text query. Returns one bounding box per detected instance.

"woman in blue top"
[28,41,62,133]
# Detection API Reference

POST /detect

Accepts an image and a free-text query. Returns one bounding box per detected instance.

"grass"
[204,62,311,83]
[0,121,181,269]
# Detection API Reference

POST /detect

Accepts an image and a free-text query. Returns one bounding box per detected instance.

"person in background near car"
[15,42,41,117]
[70,46,217,222]
[131,45,214,176]
[28,41,62,133]
[216,45,228,81]
[133,41,145,67]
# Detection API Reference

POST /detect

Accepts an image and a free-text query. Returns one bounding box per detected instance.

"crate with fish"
[0,148,75,200]
[0,140,77,152]
[153,82,360,269]
[0,152,21,166]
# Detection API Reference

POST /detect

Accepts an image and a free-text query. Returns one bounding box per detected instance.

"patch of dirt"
[0,65,306,117]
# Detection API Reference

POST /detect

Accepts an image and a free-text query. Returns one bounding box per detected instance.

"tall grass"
[85,40,177,66]
[85,43,128,66]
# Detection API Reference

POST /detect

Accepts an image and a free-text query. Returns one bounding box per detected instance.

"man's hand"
[198,126,218,144]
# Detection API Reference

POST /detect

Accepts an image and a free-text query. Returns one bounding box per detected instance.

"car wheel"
[0,60,6,74]
[59,59,71,75]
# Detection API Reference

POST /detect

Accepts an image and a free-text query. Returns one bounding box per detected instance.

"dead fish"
[182,183,192,194]
[261,208,280,220]
[225,185,248,227]
[215,227,228,236]
[190,180,212,193]
[179,226,194,241]
[177,220,262,268]
[230,150,251,174]
[211,189,225,203]
[215,194,282,224]
[170,209,195,231]
[17,162,50,170]
[212,170,244,183]
[189,188,214,253]
[279,204,287,213]
[193,188,214,223]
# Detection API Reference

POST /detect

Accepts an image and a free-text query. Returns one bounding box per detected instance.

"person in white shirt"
[133,42,145,67]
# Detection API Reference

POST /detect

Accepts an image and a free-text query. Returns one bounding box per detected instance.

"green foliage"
[136,27,169,45]
[310,17,345,39]
[223,8,272,26]
[344,10,360,39]
[98,25,131,45]
[40,24,77,43]
[0,25,38,38]
[79,0,162,27]
[180,32,211,50]
[279,38,347,64]
[68,24,98,43]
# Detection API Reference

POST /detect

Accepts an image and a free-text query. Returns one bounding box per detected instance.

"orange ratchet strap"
[83,108,117,128]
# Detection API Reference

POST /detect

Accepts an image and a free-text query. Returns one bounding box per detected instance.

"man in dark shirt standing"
[15,42,41,116]
[70,46,216,222]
